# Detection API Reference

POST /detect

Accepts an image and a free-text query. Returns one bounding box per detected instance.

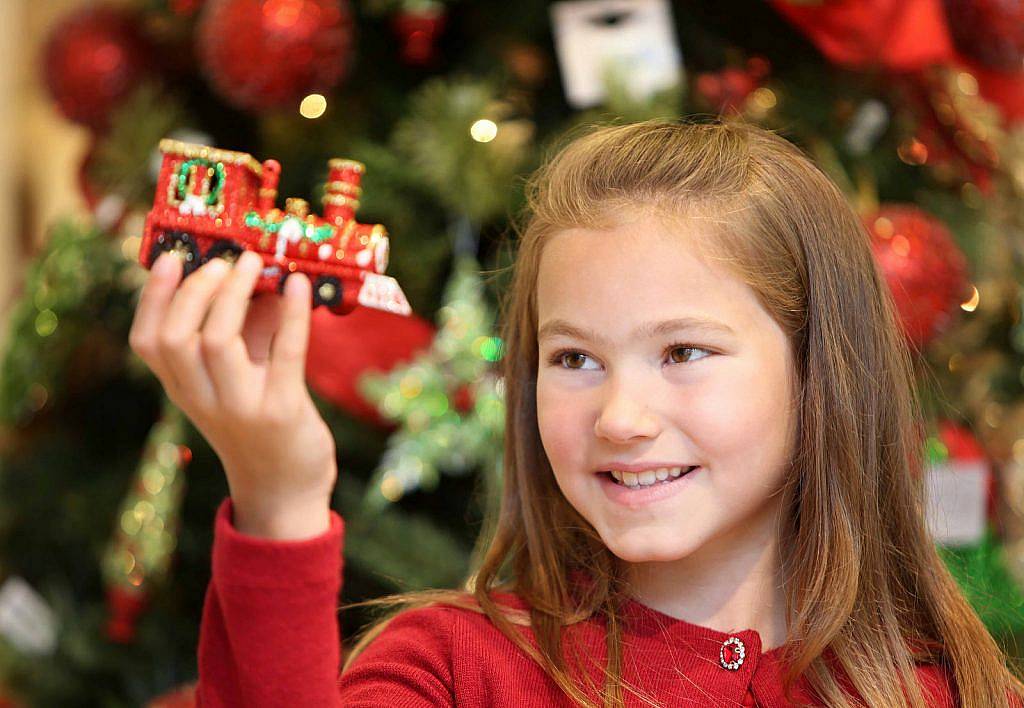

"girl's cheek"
[537,386,590,461]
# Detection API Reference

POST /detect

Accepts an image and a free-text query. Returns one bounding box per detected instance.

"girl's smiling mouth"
[602,466,698,486]
[596,466,701,508]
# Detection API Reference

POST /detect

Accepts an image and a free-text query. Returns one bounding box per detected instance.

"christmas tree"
[0,0,1021,703]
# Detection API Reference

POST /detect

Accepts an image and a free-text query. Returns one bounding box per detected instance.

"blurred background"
[0,0,1022,704]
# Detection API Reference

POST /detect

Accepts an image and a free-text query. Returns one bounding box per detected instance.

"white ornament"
[179,193,208,216]
[318,243,334,260]
[374,236,390,274]
[275,217,305,261]
[550,0,683,109]
[844,100,890,156]
[358,273,412,315]
[356,247,373,268]
[0,576,58,656]
[925,458,990,547]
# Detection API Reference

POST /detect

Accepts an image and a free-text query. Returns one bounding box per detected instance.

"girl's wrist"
[232,496,332,540]
[229,485,335,540]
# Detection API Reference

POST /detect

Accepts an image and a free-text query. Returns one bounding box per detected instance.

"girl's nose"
[593,386,662,443]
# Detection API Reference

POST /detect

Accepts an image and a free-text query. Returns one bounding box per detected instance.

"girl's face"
[535,215,797,565]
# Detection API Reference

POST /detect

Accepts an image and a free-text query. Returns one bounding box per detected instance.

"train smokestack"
[322,158,364,224]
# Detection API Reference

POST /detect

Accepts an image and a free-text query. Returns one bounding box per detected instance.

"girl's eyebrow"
[537,317,736,344]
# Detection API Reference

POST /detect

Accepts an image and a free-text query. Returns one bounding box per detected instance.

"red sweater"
[196,497,961,707]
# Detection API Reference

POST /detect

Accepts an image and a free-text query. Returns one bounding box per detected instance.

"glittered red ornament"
[452,383,474,414]
[42,5,151,131]
[196,0,355,111]
[306,305,435,426]
[943,0,1024,73]
[392,6,446,66]
[105,585,147,643]
[694,58,770,114]
[864,204,971,349]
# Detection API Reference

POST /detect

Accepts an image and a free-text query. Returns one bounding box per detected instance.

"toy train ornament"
[139,139,412,317]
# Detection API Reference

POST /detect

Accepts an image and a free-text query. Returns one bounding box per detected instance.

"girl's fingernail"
[242,250,260,269]
[286,273,308,296]
[152,252,175,276]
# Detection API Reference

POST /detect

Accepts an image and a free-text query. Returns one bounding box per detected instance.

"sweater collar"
[496,570,789,661]
[618,591,788,660]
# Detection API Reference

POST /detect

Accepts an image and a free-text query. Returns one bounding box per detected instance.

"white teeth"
[607,466,692,488]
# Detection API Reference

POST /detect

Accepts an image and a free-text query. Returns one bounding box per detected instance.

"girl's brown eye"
[668,347,699,364]
[564,352,586,369]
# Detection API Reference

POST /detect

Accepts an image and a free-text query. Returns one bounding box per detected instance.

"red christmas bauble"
[452,383,474,414]
[169,0,205,16]
[147,682,197,708]
[771,0,956,71]
[196,0,355,111]
[392,6,446,66]
[694,59,770,114]
[943,0,1024,73]
[962,56,1024,124]
[42,5,151,131]
[78,138,102,211]
[306,306,435,426]
[105,585,148,643]
[864,204,971,349]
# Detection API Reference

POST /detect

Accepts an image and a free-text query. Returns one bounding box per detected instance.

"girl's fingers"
[160,257,234,411]
[201,251,265,408]
[264,273,312,408]
[129,252,185,391]
[241,294,284,364]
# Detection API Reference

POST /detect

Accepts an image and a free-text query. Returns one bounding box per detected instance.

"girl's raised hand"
[129,250,337,539]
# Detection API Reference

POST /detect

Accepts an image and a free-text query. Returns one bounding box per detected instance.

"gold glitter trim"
[339,220,357,250]
[325,181,363,196]
[327,158,365,173]
[159,139,262,176]
[323,193,360,208]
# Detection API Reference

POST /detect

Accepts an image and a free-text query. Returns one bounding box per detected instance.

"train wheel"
[312,276,343,308]
[149,230,200,276]
[202,240,244,266]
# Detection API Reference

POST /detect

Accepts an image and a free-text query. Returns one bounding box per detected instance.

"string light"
[35,310,58,337]
[299,93,327,119]
[121,235,141,261]
[897,138,929,165]
[961,285,980,312]
[470,119,497,142]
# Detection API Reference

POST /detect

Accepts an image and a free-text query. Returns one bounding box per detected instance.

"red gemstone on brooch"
[720,636,746,671]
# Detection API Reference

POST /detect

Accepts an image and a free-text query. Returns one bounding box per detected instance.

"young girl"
[131,118,1024,707]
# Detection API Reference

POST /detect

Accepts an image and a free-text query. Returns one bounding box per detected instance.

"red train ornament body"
[139,139,412,317]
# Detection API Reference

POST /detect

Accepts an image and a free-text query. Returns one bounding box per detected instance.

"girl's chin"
[601,533,700,564]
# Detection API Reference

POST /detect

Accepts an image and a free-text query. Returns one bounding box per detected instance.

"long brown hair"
[339,118,1024,707]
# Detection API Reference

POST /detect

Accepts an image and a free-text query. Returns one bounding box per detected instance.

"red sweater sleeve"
[196,497,457,708]
[197,496,345,707]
